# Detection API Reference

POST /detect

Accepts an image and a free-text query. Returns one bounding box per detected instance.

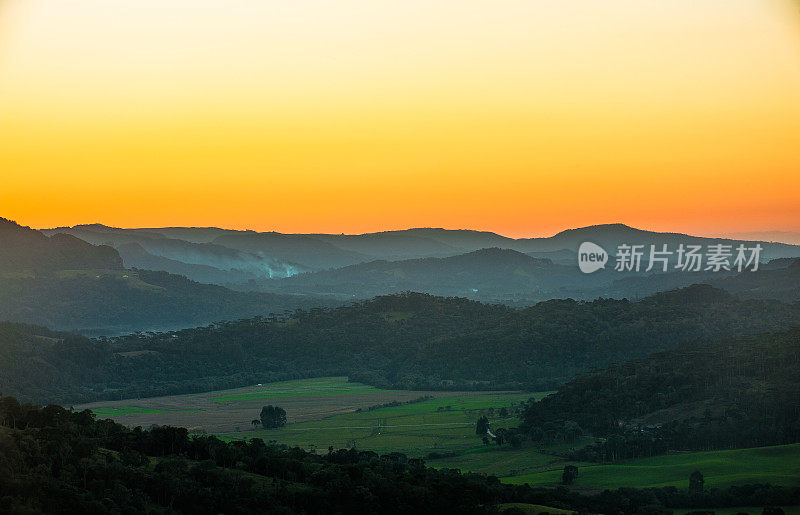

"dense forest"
[518,327,800,459]
[0,270,337,336]
[2,285,799,404]
[1,399,798,514]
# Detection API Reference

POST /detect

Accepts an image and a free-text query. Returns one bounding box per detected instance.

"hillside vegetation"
[2,285,798,403]
[519,327,800,458]
[0,270,336,335]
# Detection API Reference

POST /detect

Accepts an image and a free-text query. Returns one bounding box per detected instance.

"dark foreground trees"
[1,397,798,514]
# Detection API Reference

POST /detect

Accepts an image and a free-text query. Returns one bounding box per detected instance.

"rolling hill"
[0,218,122,274]
[260,247,601,301]
[0,219,335,334]
[115,242,263,286]
[42,224,302,279]
[2,284,798,403]
[519,326,800,458]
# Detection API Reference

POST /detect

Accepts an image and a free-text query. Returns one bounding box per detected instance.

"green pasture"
[427,437,593,478]
[502,444,800,490]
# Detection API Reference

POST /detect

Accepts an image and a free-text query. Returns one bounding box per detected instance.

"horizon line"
[15,218,800,244]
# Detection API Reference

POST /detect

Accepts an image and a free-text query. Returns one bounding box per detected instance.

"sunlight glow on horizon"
[1,0,799,238]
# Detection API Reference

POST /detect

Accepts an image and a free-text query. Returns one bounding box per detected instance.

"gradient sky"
[1,0,799,237]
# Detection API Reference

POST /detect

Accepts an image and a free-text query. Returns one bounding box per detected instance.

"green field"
[501,444,800,489]
[426,438,592,478]
[222,391,541,455]
[83,376,800,495]
[79,376,533,434]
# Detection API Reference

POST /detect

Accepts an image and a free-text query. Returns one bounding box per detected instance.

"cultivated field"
[77,376,532,434]
[222,391,542,455]
[78,377,800,495]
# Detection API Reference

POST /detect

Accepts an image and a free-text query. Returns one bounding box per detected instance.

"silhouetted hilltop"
[0,218,122,273]
[264,247,569,300]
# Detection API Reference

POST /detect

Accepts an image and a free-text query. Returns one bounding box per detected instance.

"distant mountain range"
[33,220,800,303]
[42,221,800,277]
[2,217,798,334]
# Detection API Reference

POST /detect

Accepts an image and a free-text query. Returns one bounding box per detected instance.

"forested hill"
[0,269,337,336]
[519,327,800,459]
[2,285,799,404]
[0,218,121,273]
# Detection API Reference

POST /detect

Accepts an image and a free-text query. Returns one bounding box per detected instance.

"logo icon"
[578,242,608,274]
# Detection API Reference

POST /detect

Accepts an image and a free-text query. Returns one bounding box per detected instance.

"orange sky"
[1,0,799,238]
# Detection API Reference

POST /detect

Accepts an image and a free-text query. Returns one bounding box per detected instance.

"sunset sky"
[1,0,799,237]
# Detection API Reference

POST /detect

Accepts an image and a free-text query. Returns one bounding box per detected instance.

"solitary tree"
[689,470,704,494]
[251,419,261,429]
[562,465,579,485]
[260,406,287,429]
[476,416,489,435]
